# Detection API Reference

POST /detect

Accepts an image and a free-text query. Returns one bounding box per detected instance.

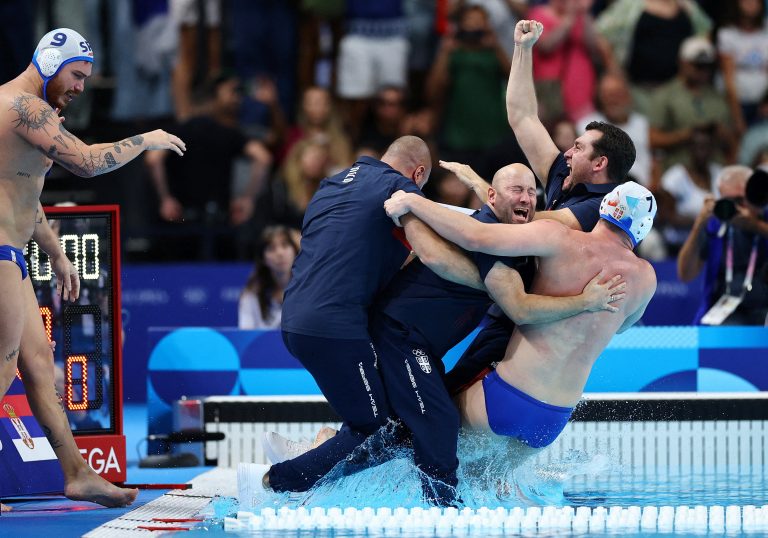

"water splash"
[245,426,613,510]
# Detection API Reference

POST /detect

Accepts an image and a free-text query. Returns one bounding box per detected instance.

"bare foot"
[64,466,138,508]
[1,503,11,512]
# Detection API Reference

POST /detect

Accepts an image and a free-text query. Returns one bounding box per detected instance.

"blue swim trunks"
[0,245,28,280]
[482,369,573,448]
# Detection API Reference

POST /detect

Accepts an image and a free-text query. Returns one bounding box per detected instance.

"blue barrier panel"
[125,260,704,402]
[146,325,768,447]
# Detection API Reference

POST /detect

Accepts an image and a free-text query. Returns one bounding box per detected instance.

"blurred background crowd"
[3,0,767,269]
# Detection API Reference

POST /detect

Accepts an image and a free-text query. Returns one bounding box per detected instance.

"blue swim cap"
[32,28,94,102]
[599,181,657,247]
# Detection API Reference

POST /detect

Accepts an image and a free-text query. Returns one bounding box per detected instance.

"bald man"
[252,162,623,506]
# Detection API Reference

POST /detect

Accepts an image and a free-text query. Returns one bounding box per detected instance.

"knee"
[17,345,55,383]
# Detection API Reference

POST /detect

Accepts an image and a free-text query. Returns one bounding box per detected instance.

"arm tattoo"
[64,149,120,176]
[53,133,70,149]
[129,135,144,146]
[9,95,56,132]
[16,171,31,178]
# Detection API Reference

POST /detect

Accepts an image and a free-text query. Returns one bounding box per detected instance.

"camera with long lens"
[713,169,768,221]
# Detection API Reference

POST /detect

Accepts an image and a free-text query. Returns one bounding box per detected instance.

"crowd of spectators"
[3,1,768,284]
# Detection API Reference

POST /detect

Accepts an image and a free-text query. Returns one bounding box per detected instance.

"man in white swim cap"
[384,181,657,457]
[31,28,94,106]
[0,28,187,510]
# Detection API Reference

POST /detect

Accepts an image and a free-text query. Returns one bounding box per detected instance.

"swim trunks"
[0,245,28,280]
[482,369,573,448]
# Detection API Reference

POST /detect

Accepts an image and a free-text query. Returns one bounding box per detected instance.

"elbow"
[506,107,524,130]
[501,302,531,325]
[415,248,441,271]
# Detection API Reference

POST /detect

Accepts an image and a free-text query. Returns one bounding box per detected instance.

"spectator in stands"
[170,0,223,122]
[427,4,510,170]
[336,0,409,140]
[280,86,353,168]
[649,36,736,172]
[467,0,529,57]
[678,166,768,325]
[281,135,335,213]
[550,118,577,153]
[658,125,722,254]
[740,90,768,168]
[239,226,299,330]
[358,86,409,156]
[427,167,477,209]
[596,0,712,115]
[717,0,768,132]
[578,73,652,187]
[144,73,271,260]
[228,0,298,122]
[296,0,344,94]
[528,0,600,123]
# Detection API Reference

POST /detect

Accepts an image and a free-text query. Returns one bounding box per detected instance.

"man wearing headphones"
[0,28,185,510]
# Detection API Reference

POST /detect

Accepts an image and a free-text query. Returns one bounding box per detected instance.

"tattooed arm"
[11,94,186,178]
[31,201,80,300]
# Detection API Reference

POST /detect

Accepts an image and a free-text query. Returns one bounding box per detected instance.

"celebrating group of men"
[240,20,657,507]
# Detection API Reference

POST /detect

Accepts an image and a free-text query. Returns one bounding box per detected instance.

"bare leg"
[0,264,26,512]
[0,263,25,398]
[17,278,137,507]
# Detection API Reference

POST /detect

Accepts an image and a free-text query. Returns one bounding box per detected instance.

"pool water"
[190,444,768,537]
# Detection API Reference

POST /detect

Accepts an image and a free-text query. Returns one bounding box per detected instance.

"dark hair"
[456,4,489,24]
[242,226,299,322]
[194,70,240,103]
[723,0,765,29]
[585,121,636,183]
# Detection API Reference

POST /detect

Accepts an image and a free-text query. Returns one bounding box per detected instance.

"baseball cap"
[679,36,716,64]
[599,181,657,247]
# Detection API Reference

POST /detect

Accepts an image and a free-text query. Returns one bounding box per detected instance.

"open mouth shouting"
[512,206,530,223]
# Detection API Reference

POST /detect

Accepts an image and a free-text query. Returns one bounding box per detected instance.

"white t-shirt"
[577,111,651,186]
[660,162,723,219]
[238,292,282,330]
[718,26,768,104]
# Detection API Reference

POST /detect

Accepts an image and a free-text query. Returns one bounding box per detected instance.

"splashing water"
[242,425,613,511]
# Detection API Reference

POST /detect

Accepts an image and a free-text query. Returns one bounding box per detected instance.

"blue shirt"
[694,215,768,324]
[375,205,535,359]
[545,153,618,231]
[281,157,423,339]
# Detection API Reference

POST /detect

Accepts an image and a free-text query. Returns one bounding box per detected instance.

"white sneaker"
[237,463,270,510]
[262,432,312,464]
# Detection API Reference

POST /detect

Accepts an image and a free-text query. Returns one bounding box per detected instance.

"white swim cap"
[599,181,657,247]
[32,28,94,101]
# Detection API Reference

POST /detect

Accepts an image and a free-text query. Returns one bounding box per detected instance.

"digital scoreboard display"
[22,206,123,436]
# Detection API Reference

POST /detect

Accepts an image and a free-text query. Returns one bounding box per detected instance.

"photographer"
[678,166,768,325]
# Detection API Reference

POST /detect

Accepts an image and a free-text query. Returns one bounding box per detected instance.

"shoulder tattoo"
[10,94,56,132]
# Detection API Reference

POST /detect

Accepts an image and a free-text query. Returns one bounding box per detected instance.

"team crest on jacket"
[412,348,431,374]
